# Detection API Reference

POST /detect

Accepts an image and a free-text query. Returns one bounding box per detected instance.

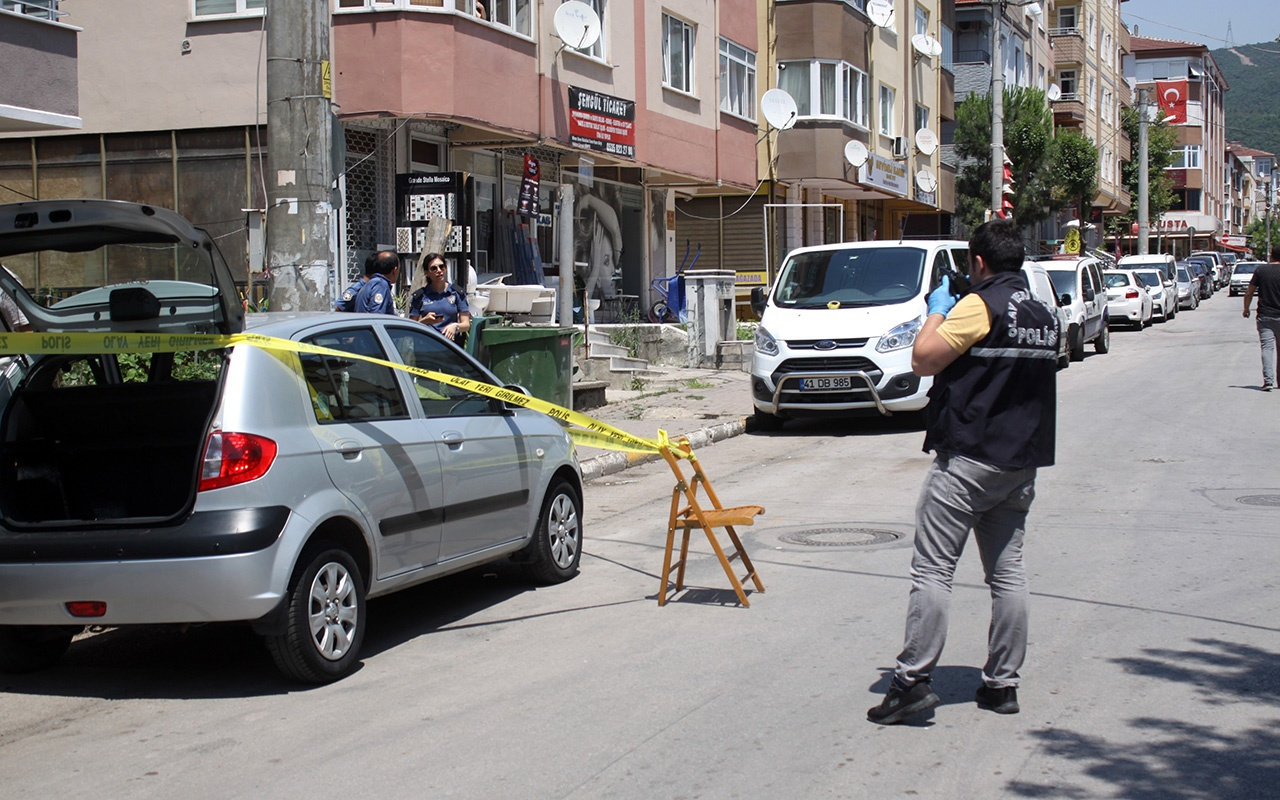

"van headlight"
[876,316,924,353]
[754,325,779,356]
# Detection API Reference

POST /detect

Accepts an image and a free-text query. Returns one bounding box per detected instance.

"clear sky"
[1121,0,1280,49]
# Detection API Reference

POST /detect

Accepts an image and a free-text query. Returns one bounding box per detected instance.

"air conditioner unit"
[893,136,910,159]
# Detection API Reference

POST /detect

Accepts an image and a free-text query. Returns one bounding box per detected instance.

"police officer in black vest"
[868,217,1059,725]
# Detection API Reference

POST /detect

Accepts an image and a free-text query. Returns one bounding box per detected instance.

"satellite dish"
[553,0,602,51]
[916,168,939,194]
[1046,83,1062,101]
[761,88,799,131]
[911,34,943,58]
[867,0,894,28]
[914,128,938,156]
[844,140,869,169]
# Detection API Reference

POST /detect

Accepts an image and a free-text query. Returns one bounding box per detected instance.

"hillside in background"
[1214,42,1280,157]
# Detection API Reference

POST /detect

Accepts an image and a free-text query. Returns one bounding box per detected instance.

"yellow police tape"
[0,331,687,459]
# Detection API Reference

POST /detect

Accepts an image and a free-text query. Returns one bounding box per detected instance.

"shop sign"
[569,87,636,159]
[1221,234,1247,247]
[1156,213,1221,234]
[858,153,908,197]
[517,154,540,217]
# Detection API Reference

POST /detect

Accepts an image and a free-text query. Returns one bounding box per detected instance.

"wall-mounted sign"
[517,154,540,217]
[569,86,636,159]
[858,153,909,197]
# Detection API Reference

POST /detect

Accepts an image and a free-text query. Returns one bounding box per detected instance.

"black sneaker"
[975,684,1020,714]
[867,678,940,725]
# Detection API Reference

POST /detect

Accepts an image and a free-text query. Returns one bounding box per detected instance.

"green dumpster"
[478,325,576,410]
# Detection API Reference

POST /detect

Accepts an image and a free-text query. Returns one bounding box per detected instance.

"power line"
[1123,11,1280,54]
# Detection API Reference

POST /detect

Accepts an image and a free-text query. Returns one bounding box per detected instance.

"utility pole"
[266,0,335,312]
[1138,88,1150,255]
[990,1,1005,218]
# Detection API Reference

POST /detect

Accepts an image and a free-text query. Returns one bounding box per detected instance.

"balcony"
[954,48,992,64]
[1118,80,1132,108]
[1052,96,1086,125]
[0,7,81,132]
[1050,27,1085,65]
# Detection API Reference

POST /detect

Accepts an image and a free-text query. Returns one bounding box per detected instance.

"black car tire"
[1094,322,1111,354]
[522,480,583,584]
[0,625,76,674]
[1068,324,1086,362]
[267,545,366,684]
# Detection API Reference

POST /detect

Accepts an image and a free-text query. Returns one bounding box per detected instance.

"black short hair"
[969,218,1026,274]
[1271,245,1280,263]
[369,250,400,277]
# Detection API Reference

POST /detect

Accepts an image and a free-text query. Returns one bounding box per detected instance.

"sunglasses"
[427,263,446,272]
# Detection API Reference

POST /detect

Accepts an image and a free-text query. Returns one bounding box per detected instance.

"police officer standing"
[868,218,1059,725]
[334,252,378,312]
[353,250,401,315]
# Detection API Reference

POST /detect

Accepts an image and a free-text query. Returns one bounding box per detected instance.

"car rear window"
[1135,272,1161,288]
[1104,273,1131,288]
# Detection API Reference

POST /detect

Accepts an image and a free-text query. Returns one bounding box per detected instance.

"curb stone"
[579,417,748,482]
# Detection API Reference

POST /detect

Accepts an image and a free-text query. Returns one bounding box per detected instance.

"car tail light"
[1125,289,1140,299]
[200,431,277,491]
[66,601,106,618]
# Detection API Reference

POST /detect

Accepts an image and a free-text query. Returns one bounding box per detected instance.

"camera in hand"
[943,262,971,297]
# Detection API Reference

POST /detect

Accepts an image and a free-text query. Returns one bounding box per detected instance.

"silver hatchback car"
[0,200,582,683]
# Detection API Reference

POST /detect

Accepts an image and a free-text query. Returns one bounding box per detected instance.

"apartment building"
[677,0,955,292]
[1223,145,1255,243]
[0,1,80,134]
[0,0,758,315]
[1227,142,1275,239]
[1048,0,1130,242]
[951,0,1054,103]
[1124,34,1227,257]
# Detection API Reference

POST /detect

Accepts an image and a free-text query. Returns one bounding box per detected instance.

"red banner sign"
[1156,79,1188,125]
[568,86,636,159]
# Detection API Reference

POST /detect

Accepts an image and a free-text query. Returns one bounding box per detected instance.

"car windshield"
[1103,273,1130,288]
[1135,272,1161,288]
[1177,268,1190,281]
[1234,263,1258,276]
[1046,269,1077,296]
[773,246,927,308]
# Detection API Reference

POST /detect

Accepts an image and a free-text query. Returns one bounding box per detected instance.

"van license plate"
[799,377,852,391]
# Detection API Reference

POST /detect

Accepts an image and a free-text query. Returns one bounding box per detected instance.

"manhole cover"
[779,527,904,547]
[1237,495,1280,507]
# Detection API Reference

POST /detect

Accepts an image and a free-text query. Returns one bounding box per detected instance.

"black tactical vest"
[923,271,1058,469]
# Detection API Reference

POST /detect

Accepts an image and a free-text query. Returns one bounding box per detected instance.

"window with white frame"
[1057,4,1076,30]
[663,13,696,94]
[879,83,896,137]
[1102,88,1113,123]
[1087,75,1096,109]
[1103,33,1112,66]
[719,37,756,120]
[1087,13,1095,48]
[1038,64,1046,91]
[1170,145,1202,170]
[491,0,534,36]
[2,0,58,19]
[1059,69,1077,97]
[194,0,263,16]
[777,60,868,126]
[914,103,929,134]
[915,4,929,37]
[566,0,604,59]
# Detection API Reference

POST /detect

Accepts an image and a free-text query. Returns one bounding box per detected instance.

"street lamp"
[990,0,1043,219]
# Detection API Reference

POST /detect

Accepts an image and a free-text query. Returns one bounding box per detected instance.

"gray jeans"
[895,453,1037,689]
[1258,316,1280,387]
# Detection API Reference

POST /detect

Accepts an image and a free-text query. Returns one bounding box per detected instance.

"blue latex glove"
[927,274,958,317]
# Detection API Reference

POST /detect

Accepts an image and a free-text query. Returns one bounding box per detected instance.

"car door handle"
[441,431,464,450]
[335,439,363,460]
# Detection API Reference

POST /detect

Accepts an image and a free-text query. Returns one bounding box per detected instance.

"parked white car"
[1132,268,1176,322]
[1043,256,1110,361]
[1021,261,1071,369]
[1119,254,1177,321]
[1103,269,1153,328]
[749,239,971,429]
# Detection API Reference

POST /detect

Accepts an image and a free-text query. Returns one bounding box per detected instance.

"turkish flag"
[1156,79,1188,124]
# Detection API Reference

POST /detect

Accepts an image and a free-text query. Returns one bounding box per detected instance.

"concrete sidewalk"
[573,366,752,481]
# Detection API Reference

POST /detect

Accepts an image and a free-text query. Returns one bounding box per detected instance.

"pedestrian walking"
[868,218,1059,725]
[409,253,472,342]
[353,250,401,315]
[1241,245,1280,392]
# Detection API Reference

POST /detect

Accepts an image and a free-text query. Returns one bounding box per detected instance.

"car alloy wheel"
[267,545,366,683]
[522,480,583,584]
[308,560,360,662]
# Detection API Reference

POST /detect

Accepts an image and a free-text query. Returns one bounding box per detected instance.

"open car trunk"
[0,360,221,525]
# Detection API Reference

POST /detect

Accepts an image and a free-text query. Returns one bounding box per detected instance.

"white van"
[749,239,970,430]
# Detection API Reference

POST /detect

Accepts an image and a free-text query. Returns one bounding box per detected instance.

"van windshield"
[773,247,927,308]
[1046,269,1077,297]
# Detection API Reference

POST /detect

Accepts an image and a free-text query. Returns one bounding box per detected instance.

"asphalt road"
[2,291,1278,799]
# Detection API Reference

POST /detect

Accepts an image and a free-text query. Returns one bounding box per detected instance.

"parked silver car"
[1175,266,1200,310]
[0,200,583,683]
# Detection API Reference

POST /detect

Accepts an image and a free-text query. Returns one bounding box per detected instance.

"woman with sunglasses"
[410,253,472,342]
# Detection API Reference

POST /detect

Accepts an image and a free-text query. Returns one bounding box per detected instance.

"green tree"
[955,86,1057,233]
[1108,105,1178,242]
[1050,129,1099,223]
[1244,216,1280,259]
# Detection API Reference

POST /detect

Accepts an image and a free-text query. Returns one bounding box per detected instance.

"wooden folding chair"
[657,438,765,607]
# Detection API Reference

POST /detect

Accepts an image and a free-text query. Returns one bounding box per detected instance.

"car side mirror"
[1083,287,1095,301]
[750,286,767,318]
[1059,293,1072,306]
[501,383,531,412]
